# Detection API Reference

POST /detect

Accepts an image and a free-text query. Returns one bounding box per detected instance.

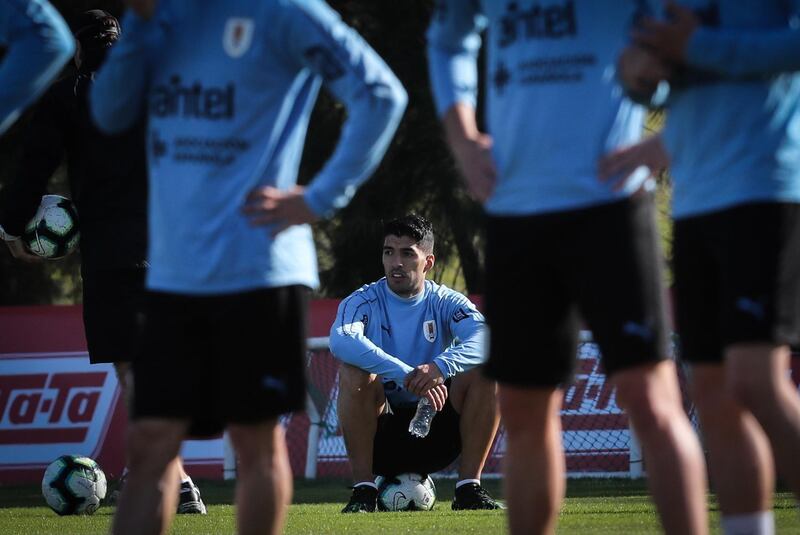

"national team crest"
[423,320,437,343]
[223,17,254,58]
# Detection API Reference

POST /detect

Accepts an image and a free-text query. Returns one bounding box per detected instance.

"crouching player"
[330,215,502,512]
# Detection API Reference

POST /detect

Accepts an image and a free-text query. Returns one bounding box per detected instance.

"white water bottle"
[408,397,436,438]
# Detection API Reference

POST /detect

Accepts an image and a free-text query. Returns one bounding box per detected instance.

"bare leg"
[111,419,187,535]
[337,363,385,483]
[614,360,708,535]
[450,367,500,480]
[728,344,800,498]
[112,363,192,494]
[499,384,565,535]
[228,421,291,535]
[690,364,774,515]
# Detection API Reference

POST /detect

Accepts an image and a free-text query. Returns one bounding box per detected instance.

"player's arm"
[329,296,414,383]
[90,10,159,134]
[427,0,496,203]
[253,0,406,232]
[0,88,65,261]
[433,297,487,377]
[635,1,800,77]
[0,0,74,135]
[404,296,487,397]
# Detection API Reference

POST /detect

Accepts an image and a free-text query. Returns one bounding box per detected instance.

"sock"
[721,511,774,535]
[456,478,480,489]
[354,481,377,490]
[181,475,193,485]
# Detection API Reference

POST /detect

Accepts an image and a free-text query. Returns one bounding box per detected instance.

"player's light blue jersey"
[427,0,651,216]
[653,0,800,219]
[90,0,406,294]
[0,0,73,135]
[330,279,486,406]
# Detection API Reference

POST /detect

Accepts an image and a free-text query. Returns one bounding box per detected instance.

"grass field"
[0,478,797,534]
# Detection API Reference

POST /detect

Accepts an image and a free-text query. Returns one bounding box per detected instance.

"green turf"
[0,479,797,534]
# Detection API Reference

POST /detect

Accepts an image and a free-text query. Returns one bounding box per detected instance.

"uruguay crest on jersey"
[423,320,437,343]
[223,17,254,58]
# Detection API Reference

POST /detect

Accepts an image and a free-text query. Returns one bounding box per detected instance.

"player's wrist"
[443,103,482,147]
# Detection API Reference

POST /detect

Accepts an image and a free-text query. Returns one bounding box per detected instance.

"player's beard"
[388,271,419,297]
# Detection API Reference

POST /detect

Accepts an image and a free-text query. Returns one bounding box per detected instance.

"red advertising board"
[0,302,340,484]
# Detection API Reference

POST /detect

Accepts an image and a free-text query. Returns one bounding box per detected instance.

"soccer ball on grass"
[22,194,79,259]
[42,455,107,515]
[376,473,436,511]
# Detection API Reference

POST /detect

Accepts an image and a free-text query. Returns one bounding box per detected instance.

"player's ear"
[424,254,435,273]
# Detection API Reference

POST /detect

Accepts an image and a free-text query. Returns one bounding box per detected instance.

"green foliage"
[307,1,485,297]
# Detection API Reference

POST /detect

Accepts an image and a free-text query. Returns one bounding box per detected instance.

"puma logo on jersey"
[452,308,470,323]
[736,297,766,321]
[622,321,653,341]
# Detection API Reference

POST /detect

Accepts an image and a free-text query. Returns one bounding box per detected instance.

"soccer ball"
[41,455,107,515]
[22,194,79,259]
[376,473,436,511]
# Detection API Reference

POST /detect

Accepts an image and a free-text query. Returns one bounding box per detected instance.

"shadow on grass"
[0,477,655,509]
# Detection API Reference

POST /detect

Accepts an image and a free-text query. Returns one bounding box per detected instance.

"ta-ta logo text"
[0,372,107,443]
[152,76,235,120]
[499,0,577,48]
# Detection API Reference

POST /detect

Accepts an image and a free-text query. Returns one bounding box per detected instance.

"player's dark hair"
[71,10,120,73]
[383,214,434,254]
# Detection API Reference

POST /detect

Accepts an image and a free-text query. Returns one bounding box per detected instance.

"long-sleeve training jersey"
[330,279,487,407]
[0,0,73,135]
[652,0,800,219]
[427,0,652,216]
[91,0,407,294]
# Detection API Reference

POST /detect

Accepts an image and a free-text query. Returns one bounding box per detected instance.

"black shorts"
[673,202,800,363]
[132,286,308,436]
[483,195,668,387]
[82,268,146,364]
[373,398,461,477]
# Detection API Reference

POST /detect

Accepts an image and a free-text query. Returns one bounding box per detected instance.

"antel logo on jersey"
[498,0,577,48]
[0,355,118,466]
[152,76,235,120]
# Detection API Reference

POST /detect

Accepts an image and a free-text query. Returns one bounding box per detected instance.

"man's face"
[382,234,433,298]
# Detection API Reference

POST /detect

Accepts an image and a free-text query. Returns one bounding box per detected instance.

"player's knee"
[689,373,730,416]
[498,386,556,437]
[228,422,285,470]
[727,372,773,413]
[338,363,380,397]
[452,367,496,407]
[126,420,184,472]
[615,370,679,437]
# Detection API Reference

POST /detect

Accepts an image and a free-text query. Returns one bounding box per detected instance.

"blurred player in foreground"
[0,0,73,135]
[607,2,800,533]
[428,2,708,534]
[331,214,501,513]
[0,9,206,515]
[91,1,406,534]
